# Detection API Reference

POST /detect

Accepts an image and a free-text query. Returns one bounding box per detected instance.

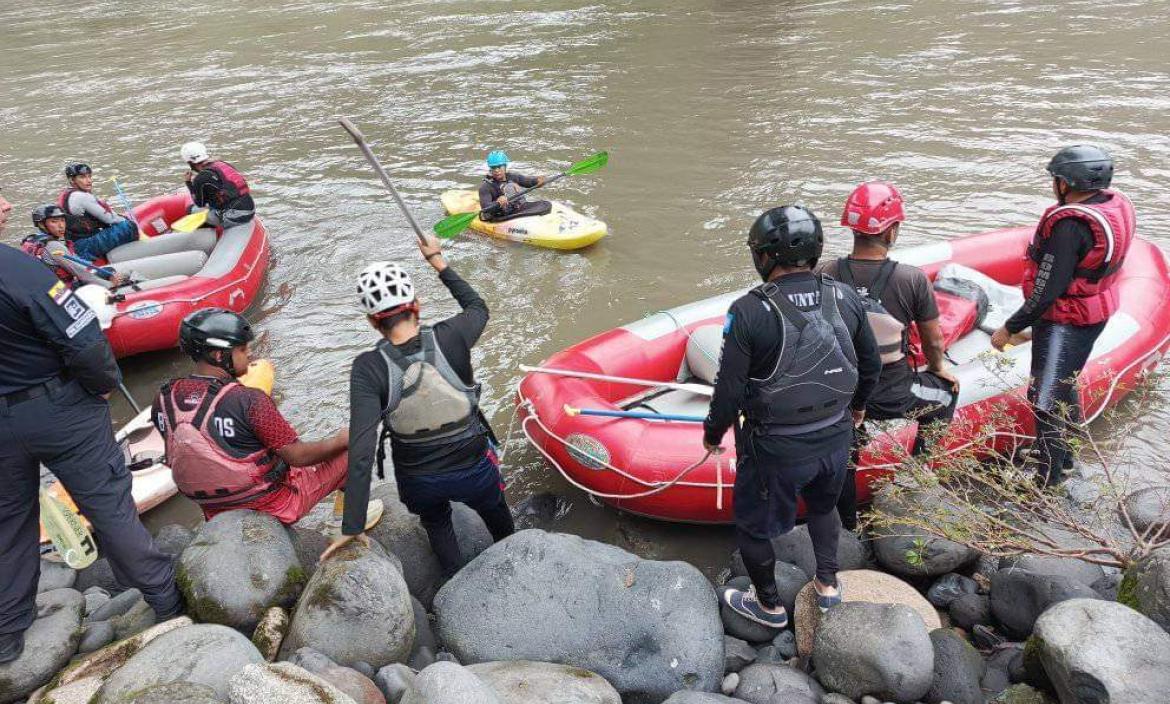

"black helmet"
[1047,145,1113,192]
[748,205,824,280]
[179,308,254,375]
[64,162,92,179]
[32,204,66,226]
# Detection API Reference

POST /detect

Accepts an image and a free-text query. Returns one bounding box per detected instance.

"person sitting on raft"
[22,204,137,288]
[181,141,255,230]
[59,162,126,241]
[153,308,364,525]
[477,150,551,222]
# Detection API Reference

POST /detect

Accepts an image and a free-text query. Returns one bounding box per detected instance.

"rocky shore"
[3,482,1169,704]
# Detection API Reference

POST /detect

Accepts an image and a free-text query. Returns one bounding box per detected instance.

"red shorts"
[201,452,349,525]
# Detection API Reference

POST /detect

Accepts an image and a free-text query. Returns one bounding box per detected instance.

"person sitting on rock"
[477,150,551,222]
[154,308,361,525]
[58,162,126,241]
[21,204,137,288]
[181,141,255,230]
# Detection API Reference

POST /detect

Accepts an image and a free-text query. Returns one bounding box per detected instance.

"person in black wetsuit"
[322,234,514,570]
[990,145,1136,485]
[477,150,551,222]
[706,206,881,629]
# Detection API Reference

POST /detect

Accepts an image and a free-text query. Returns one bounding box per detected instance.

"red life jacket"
[20,234,77,286]
[159,378,280,508]
[58,188,114,238]
[1020,189,1136,326]
[205,161,251,207]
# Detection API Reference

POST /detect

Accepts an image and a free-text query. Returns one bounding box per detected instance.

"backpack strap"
[159,380,179,431]
[868,259,898,302]
[753,281,809,332]
[835,257,855,288]
[191,378,227,429]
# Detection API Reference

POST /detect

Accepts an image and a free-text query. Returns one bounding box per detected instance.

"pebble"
[721,672,739,696]
[84,591,111,617]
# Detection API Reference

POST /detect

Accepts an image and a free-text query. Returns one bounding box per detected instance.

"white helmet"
[180,141,210,164]
[357,262,415,316]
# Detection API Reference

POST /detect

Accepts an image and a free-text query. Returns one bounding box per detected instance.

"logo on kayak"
[565,434,610,471]
[127,301,163,320]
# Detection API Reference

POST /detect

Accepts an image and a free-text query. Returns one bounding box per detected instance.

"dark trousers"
[396,448,515,577]
[0,379,179,636]
[734,437,849,609]
[1028,320,1106,485]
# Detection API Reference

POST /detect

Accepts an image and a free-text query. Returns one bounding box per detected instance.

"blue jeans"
[395,448,515,576]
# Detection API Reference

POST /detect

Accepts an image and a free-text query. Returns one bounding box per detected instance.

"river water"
[4,0,1170,574]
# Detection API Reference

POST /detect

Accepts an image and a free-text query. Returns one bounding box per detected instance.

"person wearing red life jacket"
[21,205,135,288]
[58,163,125,241]
[153,309,354,524]
[990,145,1136,486]
[181,142,255,229]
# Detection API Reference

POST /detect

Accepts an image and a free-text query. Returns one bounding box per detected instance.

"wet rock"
[366,485,444,608]
[998,553,1104,590]
[769,525,868,579]
[1124,547,1170,633]
[811,602,934,702]
[434,530,723,704]
[721,673,738,695]
[989,568,1100,639]
[37,558,76,592]
[1123,486,1170,537]
[1031,598,1170,703]
[85,590,111,616]
[153,523,196,556]
[513,491,570,527]
[227,662,357,704]
[251,606,289,662]
[732,662,823,704]
[948,593,992,631]
[128,681,224,703]
[177,510,306,633]
[989,683,1056,703]
[0,588,84,703]
[925,628,984,704]
[78,620,116,654]
[94,623,263,702]
[468,660,623,703]
[374,663,415,704]
[728,559,809,619]
[794,569,940,656]
[400,661,501,704]
[719,576,779,643]
[280,537,414,668]
[770,630,796,660]
[75,558,122,595]
[662,693,743,704]
[871,487,978,577]
[111,597,156,640]
[724,635,757,673]
[89,588,143,622]
[926,573,978,608]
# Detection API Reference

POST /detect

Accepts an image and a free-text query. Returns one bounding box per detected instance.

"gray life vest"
[375,327,483,477]
[745,277,859,435]
[835,258,906,365]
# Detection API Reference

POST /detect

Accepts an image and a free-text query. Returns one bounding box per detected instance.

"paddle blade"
[566,151,608,176]
[39,489,98,568]
[433,211,478,239]
[171,209,209,232]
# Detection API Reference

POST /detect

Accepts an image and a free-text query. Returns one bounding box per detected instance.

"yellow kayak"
[439,189,607,250]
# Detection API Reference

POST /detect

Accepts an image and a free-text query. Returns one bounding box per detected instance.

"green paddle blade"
[433,211,479,239]
[566,151,608,176]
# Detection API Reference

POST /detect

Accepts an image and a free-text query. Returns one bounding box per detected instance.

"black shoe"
[0,632,25,664]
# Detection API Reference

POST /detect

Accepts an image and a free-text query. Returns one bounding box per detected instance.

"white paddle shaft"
[520,365,713,396]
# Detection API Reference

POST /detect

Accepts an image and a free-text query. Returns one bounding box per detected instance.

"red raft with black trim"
[74,192,269,358]
[517,228,1170,524]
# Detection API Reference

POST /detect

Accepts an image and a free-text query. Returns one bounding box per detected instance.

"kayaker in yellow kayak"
[477,150,552,222]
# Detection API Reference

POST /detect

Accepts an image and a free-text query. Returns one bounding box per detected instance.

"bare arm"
[275,429,348,467]
[917,318,947,372]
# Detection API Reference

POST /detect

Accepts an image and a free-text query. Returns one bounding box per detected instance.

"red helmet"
[841,181,906,235]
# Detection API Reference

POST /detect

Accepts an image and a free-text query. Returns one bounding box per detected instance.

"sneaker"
[0,632,25,664]
[720,586,788,628]
[814,579,844,613]
[326,499,385,538]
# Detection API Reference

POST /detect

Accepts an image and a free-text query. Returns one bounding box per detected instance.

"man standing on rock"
[990,145,1135,486]
[324,234,515,571]
[0,244,181,664]
[704,206,881,628]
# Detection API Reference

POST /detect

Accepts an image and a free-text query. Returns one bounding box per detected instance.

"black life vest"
[58,188,114,239]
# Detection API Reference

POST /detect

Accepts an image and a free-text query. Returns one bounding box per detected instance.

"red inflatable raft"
[76,192,270,358]
[518,228,1170,524]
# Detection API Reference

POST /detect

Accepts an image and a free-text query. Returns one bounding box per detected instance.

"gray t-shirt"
[66,191,123,226]
[817,256,939,327]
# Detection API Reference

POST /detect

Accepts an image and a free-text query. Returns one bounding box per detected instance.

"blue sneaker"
[814,579,843,613]
[721,586,788,628]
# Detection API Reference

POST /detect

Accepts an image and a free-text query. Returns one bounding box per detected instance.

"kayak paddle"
[520,364,713,397]
[433,151,609,239]
[563,404,705,423]
[337,117,429,244]
[171,209,209,233]
[110,178,142,231]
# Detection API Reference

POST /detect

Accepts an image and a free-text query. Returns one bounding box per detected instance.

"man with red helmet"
[818,182,958,528]
[990,146,1135,486]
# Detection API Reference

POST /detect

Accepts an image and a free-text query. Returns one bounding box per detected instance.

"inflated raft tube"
[439,189,607,250]
[518,227,1170,524]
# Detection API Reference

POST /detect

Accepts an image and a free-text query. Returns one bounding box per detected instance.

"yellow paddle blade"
[39,489,98,568]
[171,209,209,232]
[239,359,276,395]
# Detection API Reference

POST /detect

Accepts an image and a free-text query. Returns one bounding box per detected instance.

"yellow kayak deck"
[439,189,607,250]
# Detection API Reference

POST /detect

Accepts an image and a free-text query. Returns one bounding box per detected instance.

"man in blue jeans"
[323,234,514,571]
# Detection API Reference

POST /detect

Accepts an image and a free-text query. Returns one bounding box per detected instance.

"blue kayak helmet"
[486,150,509,169]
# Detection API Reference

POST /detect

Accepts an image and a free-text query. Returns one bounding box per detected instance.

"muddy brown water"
[5,0,1170,576]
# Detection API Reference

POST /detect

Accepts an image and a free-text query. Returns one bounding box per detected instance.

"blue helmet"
[486,150,509,168]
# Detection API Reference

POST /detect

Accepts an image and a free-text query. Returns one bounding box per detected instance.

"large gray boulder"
[401,661,501,704]
[998,553,1105,590]
[366,485,444,608]
[1124,548,1170,633]
[1031,598,1170,703]
[228,662,358,703]
[279,537,414,668]
[925,628,984,704]
[0,588,84,704]
[467,661,622,703]
[871,485,978,578]
[177,510,306,633]
[732,663,823,704]
[37,558,76,592]
[990,568,1100,639]
[94,623,264,702]
[811,602,934,702]
[758,525,868,579]
[434,530,724,704]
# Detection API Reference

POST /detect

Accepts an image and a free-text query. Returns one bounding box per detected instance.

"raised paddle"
[110,178,141,230]
[171,209,209,233]
[520,364,713,397]
[337,117,429,244]
[433,151,609,239]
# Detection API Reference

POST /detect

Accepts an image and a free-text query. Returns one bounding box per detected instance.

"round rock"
[468,661,622,703]
[228,662,358,704]
[401,661,501,704]
[811,602,934,702]
[37,558,77,593]
[0,588,84,703]
[733,662,823,704]
[366,485,445,608]
[926,627,985,704]
[949,593,992,631]
[990,568,1100,639]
